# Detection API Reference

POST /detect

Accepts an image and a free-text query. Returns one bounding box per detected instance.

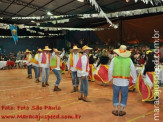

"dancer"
[109,45,137,116]
[68,45,81,92]
[32,48,42,82]
[39,46,51,87]
[94,49,109,85]
[77,45,92,102]
[51,48,65,91]
[137,52,157,101]
[25,49,32,79]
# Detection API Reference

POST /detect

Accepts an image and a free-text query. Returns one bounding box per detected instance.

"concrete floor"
[0,69,162,122]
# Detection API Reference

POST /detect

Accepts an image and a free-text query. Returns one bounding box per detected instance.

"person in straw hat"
[25,49,32,79]
[108,45,137,116]
[76,45,92,102]
[31,48,42,83]
[39,46,52,87]
[68,45,82,93]
[50,48,65,91]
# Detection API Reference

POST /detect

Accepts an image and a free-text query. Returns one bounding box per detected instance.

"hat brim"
[55,51,61,53]
[82,47,92,52]
[113,49,131,57]
[70,48,81,52]
[26,51,31,53]
[43,49,52,51]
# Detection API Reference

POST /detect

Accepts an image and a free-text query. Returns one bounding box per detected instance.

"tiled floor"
[0,69,162,122]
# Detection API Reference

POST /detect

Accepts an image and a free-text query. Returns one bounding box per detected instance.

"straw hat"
[54,49,61,53]
[82,45,92,52]
[25,49,31,53]
[113,45,131,57]
[38,48,42,52]
[43,46,52,51]
[70,45,81,52]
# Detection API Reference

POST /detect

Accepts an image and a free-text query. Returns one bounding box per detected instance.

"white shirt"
[68,53,80,71]
[32,54,39,67]
[109,58,137,86]
[52,51,65,70]
[77,53,89,77]
[26,54,32,66]
[39,52,50,68]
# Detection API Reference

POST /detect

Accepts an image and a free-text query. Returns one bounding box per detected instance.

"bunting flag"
[9,25,18,44]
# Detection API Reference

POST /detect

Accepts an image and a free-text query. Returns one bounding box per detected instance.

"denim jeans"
[71,71,79,87]
[80,77,88,96]
[34,66,40,80]
[52,69,62,86]
[113,84,129,107]
[42,68,49,83]
[27,65,32,75]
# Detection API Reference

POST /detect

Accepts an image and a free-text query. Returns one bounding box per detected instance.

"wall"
[0,38,57,55]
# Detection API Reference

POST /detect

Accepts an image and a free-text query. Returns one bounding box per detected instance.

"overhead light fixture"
[47,11,53,16]
[31,20,35,23]
[77,0,84,2]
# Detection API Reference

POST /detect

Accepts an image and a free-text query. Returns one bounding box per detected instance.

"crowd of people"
[21,44,162,116]
[0,44,162,116]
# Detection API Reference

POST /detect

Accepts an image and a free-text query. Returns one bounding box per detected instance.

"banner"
[9,25,18,44]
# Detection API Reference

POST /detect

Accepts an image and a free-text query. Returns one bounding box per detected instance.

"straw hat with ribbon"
[82,45,92,52]
[113,45,131,58]
[38,48,42,52]
[70,45,81,52]
[54,49,61,53]
[25,49,31,53]
[43,46,52,51]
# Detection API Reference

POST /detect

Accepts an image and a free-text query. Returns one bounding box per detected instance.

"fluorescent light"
[47,11,53,16]
[77,0,84,2]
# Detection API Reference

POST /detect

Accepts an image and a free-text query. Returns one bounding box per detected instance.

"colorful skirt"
[94,64,109,84]
[137,70,157,102]
[60,62,66,74]
[88,64,96,81]
[129,76,135,91]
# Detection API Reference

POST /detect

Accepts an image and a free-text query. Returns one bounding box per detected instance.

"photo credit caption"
[1,105,81,121]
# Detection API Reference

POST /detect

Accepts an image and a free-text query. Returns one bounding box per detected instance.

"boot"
[45,81,49,86]
[38,79,41,82]
[42,82,46,87]
[35,79,39,83]
[29,75,32,79]
[71,87,76,93]
[76,86,79,92]
[53,86,61,91]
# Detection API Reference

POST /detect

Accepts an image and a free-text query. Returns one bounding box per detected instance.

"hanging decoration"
[0,6,162,21]
[9,25,18,44]
[135,0,163,5]
[87,0,117,28]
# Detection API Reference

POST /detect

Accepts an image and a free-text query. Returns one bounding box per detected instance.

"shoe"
[76,86,79,92]
[53,86,61,91]
[71,87,76,93]
[35,79,39,83]
[42,82,46,87]
[83,99,91,102]
[119,111,126,116]
[78,97,83,100]
[112,110,119,116]
[29,75,32,79]
[45,82,49,86]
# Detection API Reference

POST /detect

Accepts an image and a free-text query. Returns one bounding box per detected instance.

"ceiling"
[0,0,162,37]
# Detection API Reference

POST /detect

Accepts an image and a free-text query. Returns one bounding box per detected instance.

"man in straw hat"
[68,45,82,93]
[76,45,92,102]
[32,48,42,83]
[50,48,65,91]
[108,45,137,116]
[39,46,52,87]
[25,49,32,79]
